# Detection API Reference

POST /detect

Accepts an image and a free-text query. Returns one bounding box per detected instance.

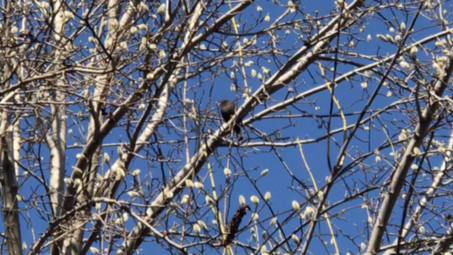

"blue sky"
[2,0,452,254]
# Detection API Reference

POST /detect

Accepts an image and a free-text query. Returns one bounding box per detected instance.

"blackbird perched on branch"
[217,99,243,141]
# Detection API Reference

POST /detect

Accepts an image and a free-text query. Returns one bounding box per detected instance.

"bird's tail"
[234,125,242,141]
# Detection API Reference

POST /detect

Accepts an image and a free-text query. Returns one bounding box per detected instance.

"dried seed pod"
[223,204,250,246]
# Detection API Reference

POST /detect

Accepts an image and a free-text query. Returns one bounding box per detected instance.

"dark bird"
[218,99,243,141]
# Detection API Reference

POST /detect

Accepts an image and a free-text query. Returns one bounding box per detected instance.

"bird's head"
[216,99,230,107]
